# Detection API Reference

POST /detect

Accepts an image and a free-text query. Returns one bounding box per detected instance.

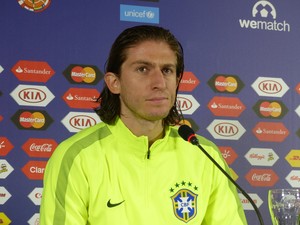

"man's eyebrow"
[131,60,176,68]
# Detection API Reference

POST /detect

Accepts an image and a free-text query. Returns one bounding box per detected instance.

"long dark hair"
[94,25,184,125]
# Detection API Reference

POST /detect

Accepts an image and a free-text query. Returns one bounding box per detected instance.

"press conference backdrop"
[0,0,300,224]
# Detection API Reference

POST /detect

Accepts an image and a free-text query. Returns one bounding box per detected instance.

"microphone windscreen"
[178,124,195,141]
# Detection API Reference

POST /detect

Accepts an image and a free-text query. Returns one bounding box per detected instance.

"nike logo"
[107,199,125,208]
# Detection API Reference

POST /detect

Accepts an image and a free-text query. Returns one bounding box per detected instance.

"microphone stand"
[193,139,265,225]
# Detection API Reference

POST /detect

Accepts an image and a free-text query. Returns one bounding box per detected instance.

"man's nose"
[151,69,166,89]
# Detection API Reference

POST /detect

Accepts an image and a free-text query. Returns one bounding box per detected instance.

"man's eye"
[137,67,148,73]
[162,68,174,75]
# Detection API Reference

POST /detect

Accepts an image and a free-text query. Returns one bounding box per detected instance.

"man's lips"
[147,97,168,102]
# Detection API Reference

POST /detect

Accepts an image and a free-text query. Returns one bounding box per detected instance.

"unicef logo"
[146,11,155,19]
[252,0,276,19]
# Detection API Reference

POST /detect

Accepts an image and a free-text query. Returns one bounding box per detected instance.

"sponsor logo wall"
[0,1,299,224]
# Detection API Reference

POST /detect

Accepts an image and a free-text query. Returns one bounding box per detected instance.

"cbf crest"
[171,188,198,223]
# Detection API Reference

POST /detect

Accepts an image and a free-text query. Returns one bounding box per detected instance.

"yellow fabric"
[40,118,247,225]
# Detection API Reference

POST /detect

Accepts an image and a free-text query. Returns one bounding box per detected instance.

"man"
[40,25,248,224]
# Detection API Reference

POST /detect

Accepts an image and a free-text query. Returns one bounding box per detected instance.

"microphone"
[178,125,264,225]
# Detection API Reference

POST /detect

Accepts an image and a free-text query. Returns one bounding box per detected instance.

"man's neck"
[120,116,165,145]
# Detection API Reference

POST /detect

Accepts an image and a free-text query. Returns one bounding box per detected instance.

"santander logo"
[252,122,289,142]
[208,96,245,117]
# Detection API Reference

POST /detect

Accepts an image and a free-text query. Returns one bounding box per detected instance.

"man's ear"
[104,72,120,94]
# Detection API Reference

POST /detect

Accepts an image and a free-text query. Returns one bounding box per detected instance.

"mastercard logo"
[215,76,238,92]
[208,74,244,94]
[253,100,288,119]
[259,101,282,117]
[63,64,103,85]
[19,111,45,129]
[71,66,96,83]
[11,110,53,130]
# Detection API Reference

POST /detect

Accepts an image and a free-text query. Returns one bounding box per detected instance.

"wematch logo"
[10,84,55,107]
[207,74,244,94]
[252,77,289,97]
[253,99,288,119]
[239,1,291,32]
[207,119,246,140]
[61,112,101,133]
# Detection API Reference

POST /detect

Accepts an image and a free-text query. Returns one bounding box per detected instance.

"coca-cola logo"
[252,173,271,181]
[22,138,57,158]
[30,143,52,152]
[246,169,278,187]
